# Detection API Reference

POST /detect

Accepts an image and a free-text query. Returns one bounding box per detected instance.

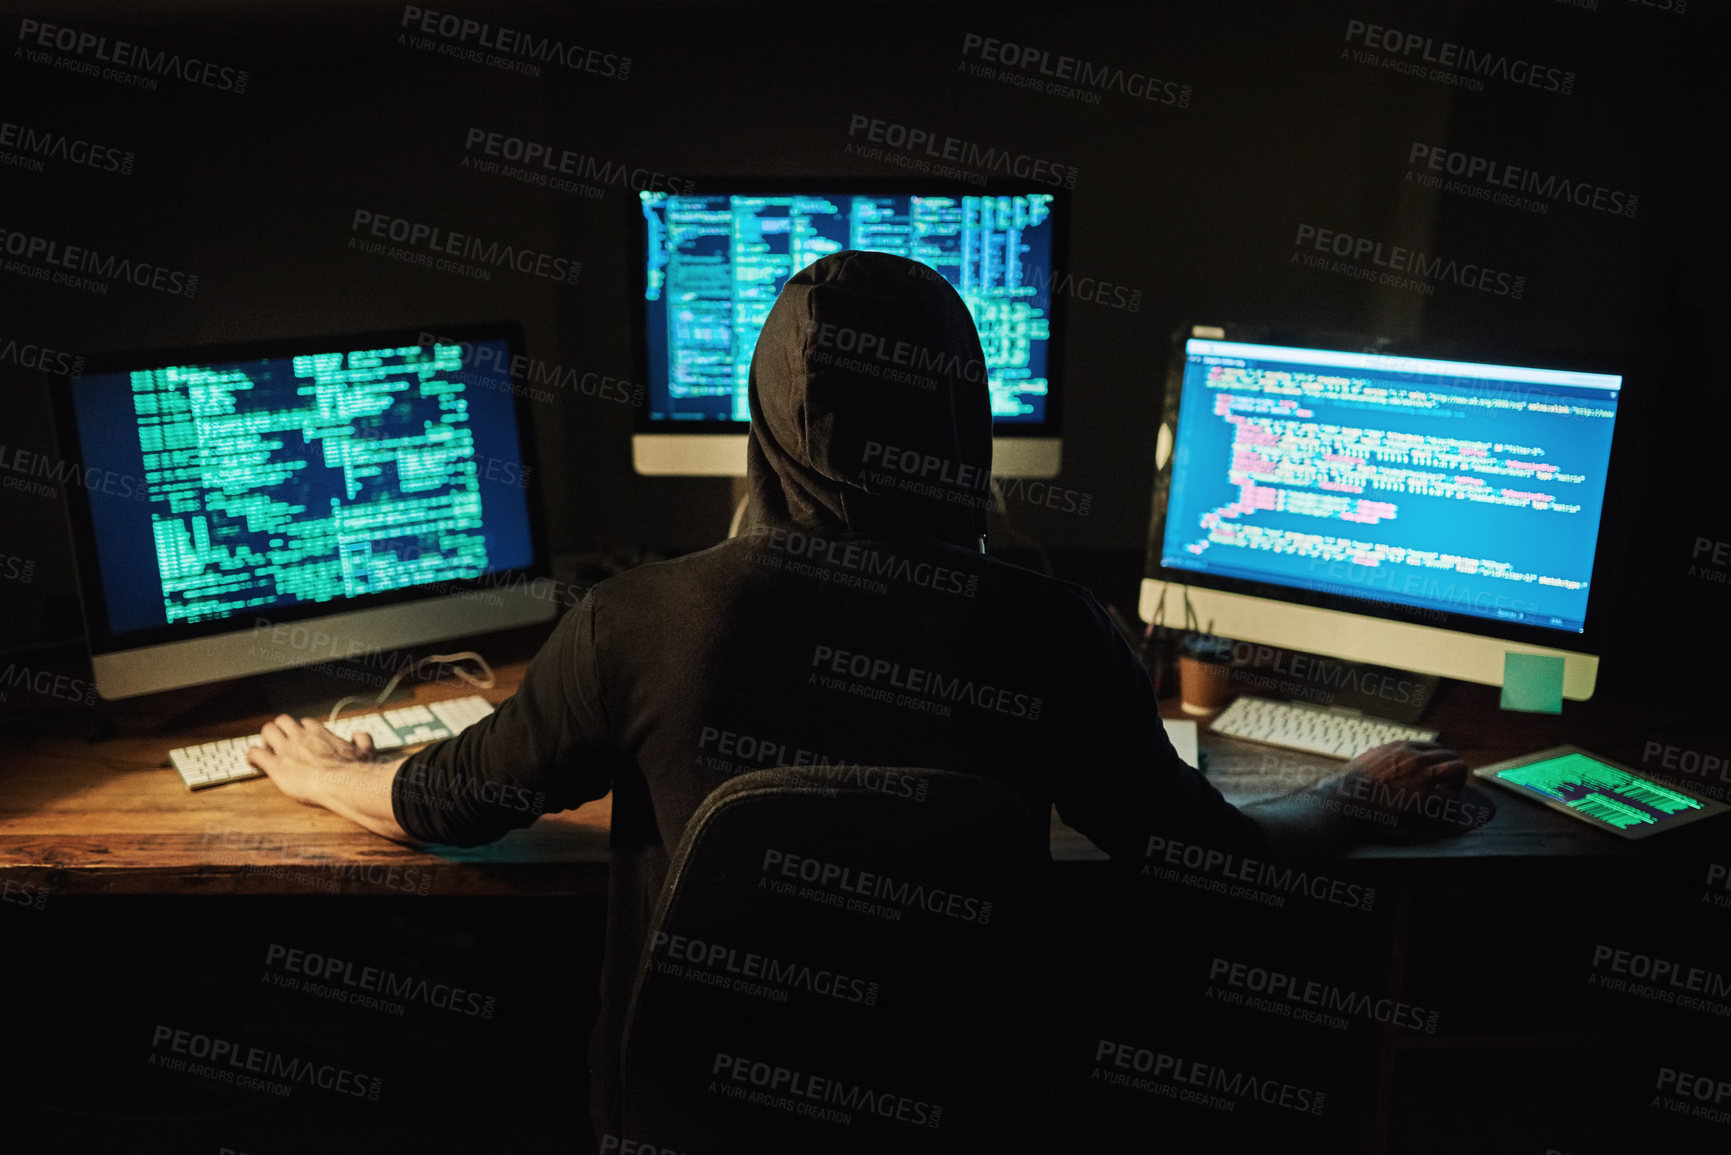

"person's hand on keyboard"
[248,714,381,806]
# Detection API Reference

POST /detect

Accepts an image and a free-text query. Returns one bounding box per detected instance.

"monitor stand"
[728,477,752,539]
[257,660,418,722]
[1223,644,1441,725]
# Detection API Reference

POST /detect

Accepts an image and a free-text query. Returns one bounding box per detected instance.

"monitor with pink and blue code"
[1159,337,1621,636]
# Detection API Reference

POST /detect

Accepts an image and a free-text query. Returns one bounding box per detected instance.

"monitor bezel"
[51,320,551,659]
[1145,323,1627,655]
[630,177,1068,442]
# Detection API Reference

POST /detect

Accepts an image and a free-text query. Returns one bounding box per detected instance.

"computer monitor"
[1142,326,1624,701]
[52,322,555,700]
[633,181,1066,477]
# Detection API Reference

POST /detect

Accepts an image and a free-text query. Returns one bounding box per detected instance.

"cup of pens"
[1177,632,1234,715]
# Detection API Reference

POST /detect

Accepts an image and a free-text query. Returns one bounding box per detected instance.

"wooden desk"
[3,656,1720,897]
[0,658,611,897]
[1229,677,1723,860]
[1052,679,1727,863]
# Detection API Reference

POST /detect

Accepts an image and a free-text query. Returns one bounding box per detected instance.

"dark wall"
[3,0,1724,673]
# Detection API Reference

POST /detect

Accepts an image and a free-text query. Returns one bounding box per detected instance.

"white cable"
[727,493,750,539]
[325,650,495,725]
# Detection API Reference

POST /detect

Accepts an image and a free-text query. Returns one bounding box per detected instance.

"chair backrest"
[616,766,1076,1154]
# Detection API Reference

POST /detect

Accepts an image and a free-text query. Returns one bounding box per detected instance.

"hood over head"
[746,250,994,550]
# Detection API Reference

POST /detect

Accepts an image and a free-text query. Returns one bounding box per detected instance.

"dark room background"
[2,0,1723,681]
[4,4,1730,1155]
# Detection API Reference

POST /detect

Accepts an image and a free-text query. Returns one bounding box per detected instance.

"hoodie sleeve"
[1050,596,1269,866]
[391,594,615,847]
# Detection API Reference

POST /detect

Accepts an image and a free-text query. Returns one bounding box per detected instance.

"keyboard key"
[383,705,436,727]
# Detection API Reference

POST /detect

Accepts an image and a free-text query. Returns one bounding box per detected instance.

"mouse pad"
[1351,782,1498,845]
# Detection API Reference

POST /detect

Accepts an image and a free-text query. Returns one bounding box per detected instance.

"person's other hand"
[248,714,377,806]
[1345,739,1467,790]
[1327,740,1469,824]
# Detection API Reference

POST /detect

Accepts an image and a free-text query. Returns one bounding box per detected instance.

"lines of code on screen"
[641,192,1053,422]
[1499,754,1704,831]
[1162,345,1619,633]
[131,344,491,624]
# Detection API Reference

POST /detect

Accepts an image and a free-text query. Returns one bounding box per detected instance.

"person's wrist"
[324,754,393,803]
[292,759,335,807]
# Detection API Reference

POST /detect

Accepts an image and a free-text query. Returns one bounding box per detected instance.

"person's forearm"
[1241,782,1358,859]
[309,755,415,843]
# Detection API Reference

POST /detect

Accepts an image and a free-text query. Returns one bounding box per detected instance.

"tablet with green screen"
[1472,745,1728,840]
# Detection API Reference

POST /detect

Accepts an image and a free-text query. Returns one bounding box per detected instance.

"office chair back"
[617,766,1077,1154]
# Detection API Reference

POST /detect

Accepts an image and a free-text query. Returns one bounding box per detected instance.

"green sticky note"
[1501,652,1564,713]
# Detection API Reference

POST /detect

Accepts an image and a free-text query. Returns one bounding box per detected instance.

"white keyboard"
[167,695,497,791]
[1209,695,1437,761]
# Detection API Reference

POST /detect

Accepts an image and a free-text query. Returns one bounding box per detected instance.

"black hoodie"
[392,250,1266,1133]
[744,248,992,548]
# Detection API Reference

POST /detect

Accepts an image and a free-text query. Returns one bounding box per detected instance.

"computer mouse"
[1351,781,1498,845]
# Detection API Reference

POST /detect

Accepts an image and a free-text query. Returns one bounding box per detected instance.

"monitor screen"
[65,333,538,645]
[1160,338,1621,636]
[639,189,1059,425]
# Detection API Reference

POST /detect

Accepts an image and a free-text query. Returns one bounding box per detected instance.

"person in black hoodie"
[250,249,1467,1135]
